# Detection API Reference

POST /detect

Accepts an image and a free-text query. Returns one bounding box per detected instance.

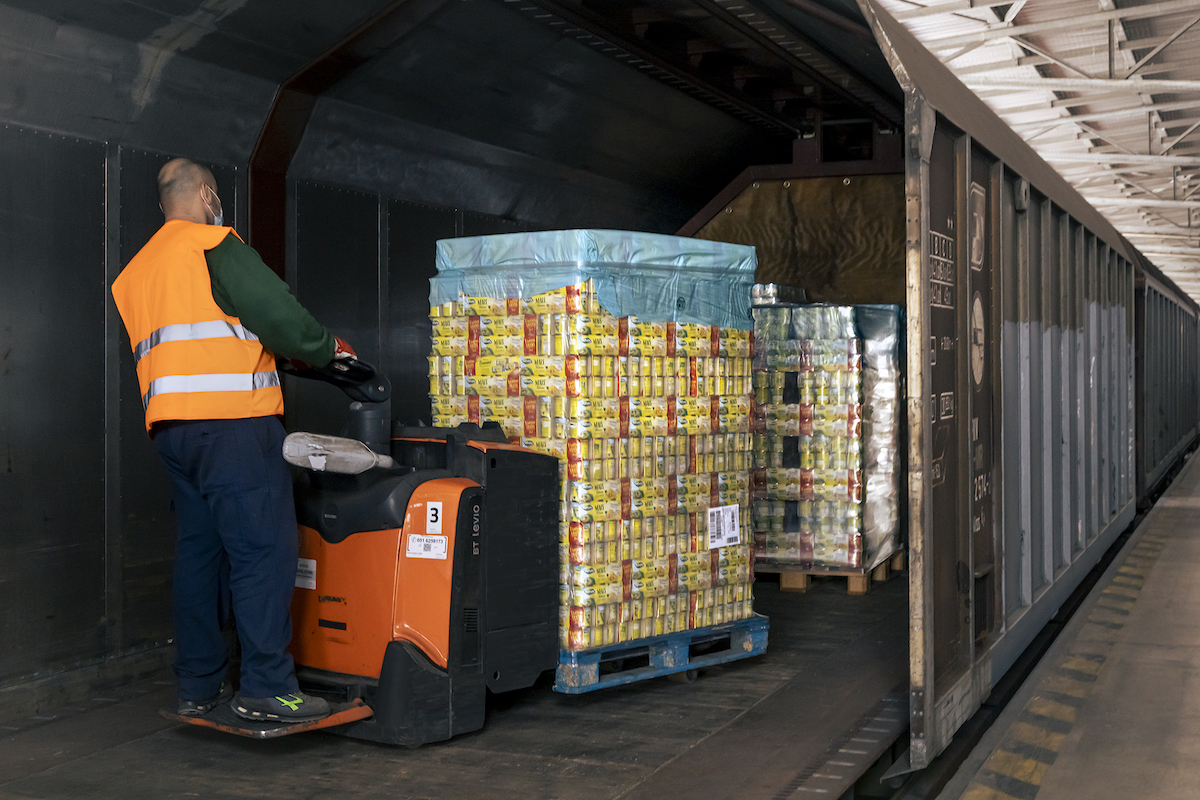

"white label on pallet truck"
[296,558,316,590]
[707,504,741,549]
[407,534,448,560]
[425,501,443,535]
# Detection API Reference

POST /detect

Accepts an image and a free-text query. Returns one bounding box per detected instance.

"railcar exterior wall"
[902,105,1139,768]
[1136,277,1199,501]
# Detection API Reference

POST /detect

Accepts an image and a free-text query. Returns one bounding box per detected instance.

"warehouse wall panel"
[287,182,381,438]
[388,201,457,428]
[0,126,107,684]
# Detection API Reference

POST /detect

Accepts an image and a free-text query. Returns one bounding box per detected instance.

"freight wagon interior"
[8,0,1199,798]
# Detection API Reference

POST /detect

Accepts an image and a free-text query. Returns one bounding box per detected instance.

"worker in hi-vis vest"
[112,158,351,723]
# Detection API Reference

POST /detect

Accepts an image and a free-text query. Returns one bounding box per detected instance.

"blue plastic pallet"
[553,613,770,694]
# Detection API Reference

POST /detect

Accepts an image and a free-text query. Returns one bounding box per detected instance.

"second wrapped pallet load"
[750,299,901,571]
[428,230,758,652]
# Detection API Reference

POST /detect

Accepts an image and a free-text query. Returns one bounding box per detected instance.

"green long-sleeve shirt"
[205,234,335,367]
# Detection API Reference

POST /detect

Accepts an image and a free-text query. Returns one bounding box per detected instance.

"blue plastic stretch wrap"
[432,229,758,330]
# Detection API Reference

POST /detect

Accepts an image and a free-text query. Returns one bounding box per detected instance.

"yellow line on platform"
[1059,656,1104,676]
[1010,721,1066,752]
[985,749,1051,784]
[961,784,1026,800]
[1027,697,1078,724]
[1041,674,1091,698]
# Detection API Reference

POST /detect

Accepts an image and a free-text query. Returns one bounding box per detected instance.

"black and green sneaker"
[177,682,233,717]
[232,691,331,723]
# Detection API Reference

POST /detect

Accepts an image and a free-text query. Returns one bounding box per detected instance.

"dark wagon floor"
[0,578,908,800]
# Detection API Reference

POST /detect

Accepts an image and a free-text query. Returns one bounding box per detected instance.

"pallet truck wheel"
[667,669,699,684]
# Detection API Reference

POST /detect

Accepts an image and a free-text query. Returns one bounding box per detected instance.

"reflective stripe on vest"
[142,369,281,410]
[133,320,261,366]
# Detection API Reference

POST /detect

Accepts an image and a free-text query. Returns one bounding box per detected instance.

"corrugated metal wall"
[996,177,1136,626]
[1138,282,1199,497]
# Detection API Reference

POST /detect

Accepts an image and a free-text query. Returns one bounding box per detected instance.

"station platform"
[0,570,908,800]
[940,454,1200,800]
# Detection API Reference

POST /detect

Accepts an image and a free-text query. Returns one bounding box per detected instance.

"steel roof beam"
[1080,196,1200,208]
[1133,244,1200,254]
[921,0,1200,50]
[1164,118,1200,151]
[1125,228,1200,238]
[951,32,1200,75]
[506,0,802,134]
[510,0,903,131]
[777,0,877,41]
[893,0,1021,21]
[1125,12,1200,77]
[1004,36,1094,79]
[992,88,1182,117]
[1010,99,1200,128]
[1023,114,1200,141]
[697,0,901,124]
[963,76,1200,93]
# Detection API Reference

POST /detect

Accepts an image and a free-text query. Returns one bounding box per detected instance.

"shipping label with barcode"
[406,533,449,560]
[707,504,741,549]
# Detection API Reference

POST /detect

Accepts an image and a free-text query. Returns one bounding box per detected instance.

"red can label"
[522,314,536,355]
[566,284,583,314]
[523,395,537,437]
[467,316,480,357]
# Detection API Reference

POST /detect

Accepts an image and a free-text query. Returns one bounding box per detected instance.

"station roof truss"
[879,0,1200,297]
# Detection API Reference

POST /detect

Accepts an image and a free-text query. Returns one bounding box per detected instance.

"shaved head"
[158,158,216,209]
[157,158,223,225]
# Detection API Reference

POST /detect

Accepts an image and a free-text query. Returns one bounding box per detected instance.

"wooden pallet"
[554,614,770,694]
[756,550,906,596]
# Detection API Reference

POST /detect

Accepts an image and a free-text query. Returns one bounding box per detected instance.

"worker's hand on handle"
[333,336,356,361]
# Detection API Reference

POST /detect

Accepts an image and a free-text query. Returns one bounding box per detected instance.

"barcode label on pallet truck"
[407,534,448,560]
[707,504,741,549]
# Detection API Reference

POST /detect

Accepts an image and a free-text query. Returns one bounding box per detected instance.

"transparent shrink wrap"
[432,229,756,331]
[857,305,903,569]
[749,300,902,570]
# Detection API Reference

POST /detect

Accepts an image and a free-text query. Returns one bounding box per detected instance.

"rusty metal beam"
[247,0,453,275]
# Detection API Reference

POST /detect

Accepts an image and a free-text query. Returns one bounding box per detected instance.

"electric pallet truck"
[162,356,560,744]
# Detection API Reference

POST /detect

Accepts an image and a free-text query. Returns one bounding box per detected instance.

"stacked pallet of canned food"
[427,230,761,655]
[750,290,901,574]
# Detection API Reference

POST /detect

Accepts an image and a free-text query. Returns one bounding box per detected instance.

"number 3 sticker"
[426,502,442,535]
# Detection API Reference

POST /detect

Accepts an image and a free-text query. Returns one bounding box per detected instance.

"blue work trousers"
[153,416,300,700]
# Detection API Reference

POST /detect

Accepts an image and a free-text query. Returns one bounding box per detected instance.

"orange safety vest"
[112,219,285,432]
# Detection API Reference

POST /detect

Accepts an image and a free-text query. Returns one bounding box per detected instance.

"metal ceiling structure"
[879,0,1200,298]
